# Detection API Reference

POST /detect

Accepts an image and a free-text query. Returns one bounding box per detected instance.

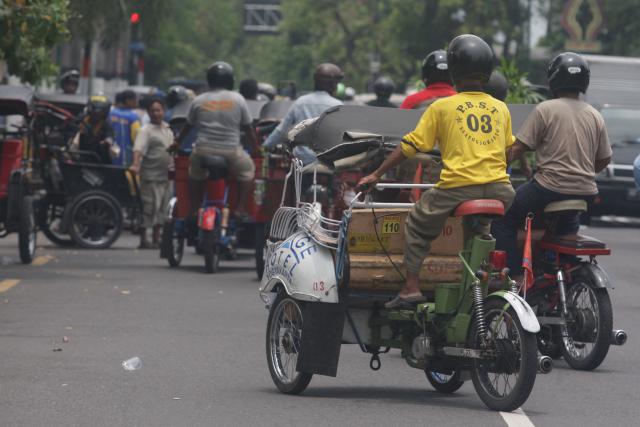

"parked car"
[592,105,640,218]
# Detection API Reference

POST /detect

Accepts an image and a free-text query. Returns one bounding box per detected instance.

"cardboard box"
[347,208,463,256]
[348,253,463,292]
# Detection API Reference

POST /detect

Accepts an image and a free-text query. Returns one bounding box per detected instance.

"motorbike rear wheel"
[561,280,612,370]
[425,370,464,393]
[266,292,312,394]
[202,230,219,274]
[468,298,537,412]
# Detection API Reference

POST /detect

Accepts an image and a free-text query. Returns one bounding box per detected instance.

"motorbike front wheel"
[202,230,219,274]
[468,298,538,412]
[425,370,464,393]
[561,280,612,371]
[266,292,312,394]
[161,222,184,267]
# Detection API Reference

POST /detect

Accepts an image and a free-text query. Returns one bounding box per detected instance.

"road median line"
[0,279,21,293]
[32,255,55,266]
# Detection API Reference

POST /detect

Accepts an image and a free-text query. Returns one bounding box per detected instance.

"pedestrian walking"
[130,99,174,249]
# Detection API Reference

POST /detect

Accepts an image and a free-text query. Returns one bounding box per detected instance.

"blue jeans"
[491,179,593,275]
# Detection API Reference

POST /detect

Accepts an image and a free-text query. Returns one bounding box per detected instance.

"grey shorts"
[189,145,255,182]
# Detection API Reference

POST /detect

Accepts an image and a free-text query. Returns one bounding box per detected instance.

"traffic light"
[130,12,141,24]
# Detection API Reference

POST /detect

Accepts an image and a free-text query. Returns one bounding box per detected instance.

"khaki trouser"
[404,182,516,273]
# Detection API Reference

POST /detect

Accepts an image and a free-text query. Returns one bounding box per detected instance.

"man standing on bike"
[400,50,457,110]
[492,52,612,280]
[262,63,343,150]
[71,95,118,165]
[357,35,516,308]
[176,61,257,219]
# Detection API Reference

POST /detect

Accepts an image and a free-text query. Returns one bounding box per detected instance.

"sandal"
[384,293,426,309]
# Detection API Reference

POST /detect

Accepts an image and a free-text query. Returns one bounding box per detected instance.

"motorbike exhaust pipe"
[611,329,628,346]
[537,355,553,374]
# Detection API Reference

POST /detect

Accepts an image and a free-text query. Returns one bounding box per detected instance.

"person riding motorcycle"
[366,76,397,108]
[71,95,118,164]
[358,34,516,308]
[175,61,257,219]
[492,52,612,281]
[262,63,343,150]
[60,69,80,95]
[400,50,457,109]
[484,70,509,101]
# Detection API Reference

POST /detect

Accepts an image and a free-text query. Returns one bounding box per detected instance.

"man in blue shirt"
[262,63,343,149]
[109,90,141,167]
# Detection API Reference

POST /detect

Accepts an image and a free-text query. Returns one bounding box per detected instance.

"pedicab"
[160,99,245,273]
[259,105,546,412]
[32,92,87,246]
[0,85,39,263]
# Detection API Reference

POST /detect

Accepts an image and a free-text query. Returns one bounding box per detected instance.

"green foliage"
[498,58,545,104]
[0,0,72,84]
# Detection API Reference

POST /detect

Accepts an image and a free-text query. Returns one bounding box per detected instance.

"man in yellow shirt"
[357,34,516,308]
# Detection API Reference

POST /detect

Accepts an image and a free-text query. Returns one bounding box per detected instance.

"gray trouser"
[404,182,515,273]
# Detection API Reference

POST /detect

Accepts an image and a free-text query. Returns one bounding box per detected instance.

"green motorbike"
[260,159,548,411]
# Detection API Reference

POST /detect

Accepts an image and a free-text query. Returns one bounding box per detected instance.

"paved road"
[0,226,638,427]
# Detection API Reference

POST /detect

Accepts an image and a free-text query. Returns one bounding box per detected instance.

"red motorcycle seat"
[453,199,504,217]
[539,234,610,256]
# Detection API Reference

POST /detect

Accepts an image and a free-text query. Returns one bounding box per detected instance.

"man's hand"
[356,173,379,192]
[129,164,140,175]
[167,142,179,154]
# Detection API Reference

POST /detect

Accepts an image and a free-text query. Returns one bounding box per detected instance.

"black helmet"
[60,69,80,86]
[314,63,344,92]
[87,95,111,117]
[206,61,234,90]
[447,34,494,84]
[373,76,395,99]
[484,70,509,101]
[421,50,451,85]
[547,52,590,94]
[166,85,188,108]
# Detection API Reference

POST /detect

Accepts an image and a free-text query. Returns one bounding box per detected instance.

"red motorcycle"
[523,199,627,370]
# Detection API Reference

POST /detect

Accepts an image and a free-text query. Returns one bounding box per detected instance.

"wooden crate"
[348,253,463,291]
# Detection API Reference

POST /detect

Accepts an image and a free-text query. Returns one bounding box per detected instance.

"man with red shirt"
[400,49,457,110]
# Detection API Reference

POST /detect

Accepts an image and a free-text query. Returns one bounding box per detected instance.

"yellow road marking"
[32,255,55,266]
[0,279,21,293]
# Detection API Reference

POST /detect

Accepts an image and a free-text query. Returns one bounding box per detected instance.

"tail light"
[489,250,507,270]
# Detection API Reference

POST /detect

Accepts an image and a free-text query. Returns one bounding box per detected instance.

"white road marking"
[500,408,536,427]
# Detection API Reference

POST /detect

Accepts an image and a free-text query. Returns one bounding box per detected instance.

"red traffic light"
[130,12,141,24]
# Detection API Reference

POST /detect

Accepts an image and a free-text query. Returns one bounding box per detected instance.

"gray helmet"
[373,76,395,99]
[484,70,509,101]
[206,61,234,90]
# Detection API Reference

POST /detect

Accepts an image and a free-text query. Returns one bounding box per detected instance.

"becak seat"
[199,155,229,181]
[454,199,504,218]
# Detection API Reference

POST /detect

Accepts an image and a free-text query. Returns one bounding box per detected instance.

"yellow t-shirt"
[401,92,513,189]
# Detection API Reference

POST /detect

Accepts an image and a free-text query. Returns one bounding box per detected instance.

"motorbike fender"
[488,291,540,333]
[198,207,216,231]
[572,263,611,289]
[166,197,177,220]
[260,231,338,303]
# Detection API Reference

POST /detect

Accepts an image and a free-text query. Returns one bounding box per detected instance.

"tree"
[0,0,71,84]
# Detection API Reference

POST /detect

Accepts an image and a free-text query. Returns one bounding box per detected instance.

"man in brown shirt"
[492,52,612,277]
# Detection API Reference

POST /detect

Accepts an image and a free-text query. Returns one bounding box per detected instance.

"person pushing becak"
[357,34,516,309]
